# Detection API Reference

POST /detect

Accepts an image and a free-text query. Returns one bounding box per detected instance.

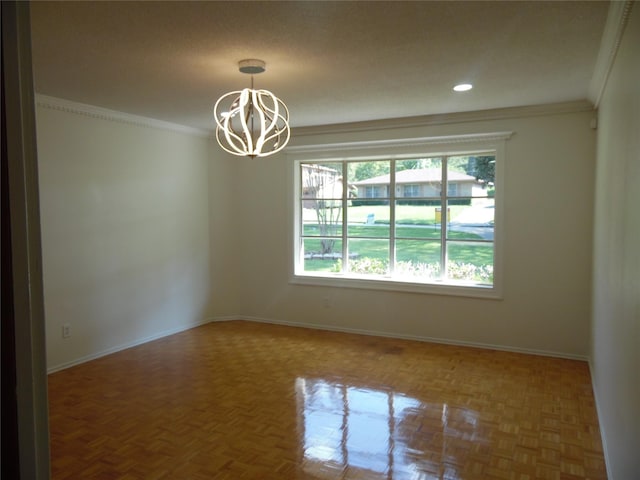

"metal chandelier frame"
[214,59,290,158]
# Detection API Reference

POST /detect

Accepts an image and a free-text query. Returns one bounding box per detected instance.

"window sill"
[290,272,502,299]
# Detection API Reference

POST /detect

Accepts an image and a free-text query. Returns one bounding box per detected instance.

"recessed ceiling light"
[453,83,473,92]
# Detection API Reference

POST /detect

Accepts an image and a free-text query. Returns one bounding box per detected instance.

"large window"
[291,134,508,297]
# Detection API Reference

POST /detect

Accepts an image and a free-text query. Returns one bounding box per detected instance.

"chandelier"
[214,59,290,158]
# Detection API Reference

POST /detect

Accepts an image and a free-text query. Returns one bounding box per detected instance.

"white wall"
[37,102,214,371]
[591,6,640,479]
[36,99,598,368]
[208,148,240,316]
[232,108,596,358]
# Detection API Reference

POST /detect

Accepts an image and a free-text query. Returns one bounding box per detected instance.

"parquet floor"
[48,320,607,479]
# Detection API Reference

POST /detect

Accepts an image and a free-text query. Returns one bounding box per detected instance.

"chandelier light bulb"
[214,60,290,158]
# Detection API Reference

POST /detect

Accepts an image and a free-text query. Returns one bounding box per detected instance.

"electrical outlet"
[62,323,71,338]
[323,296,331,308]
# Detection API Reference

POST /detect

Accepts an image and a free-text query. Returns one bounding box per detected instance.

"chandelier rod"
[250,75,254,137]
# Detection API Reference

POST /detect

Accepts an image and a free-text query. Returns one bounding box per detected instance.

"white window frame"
[288,132,511,299]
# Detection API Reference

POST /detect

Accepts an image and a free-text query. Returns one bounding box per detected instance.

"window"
[364,185,384,198]
[403,184,420,197]
[290,133,509,297]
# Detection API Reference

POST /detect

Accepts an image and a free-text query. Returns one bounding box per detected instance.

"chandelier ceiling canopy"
[214,59,290,158]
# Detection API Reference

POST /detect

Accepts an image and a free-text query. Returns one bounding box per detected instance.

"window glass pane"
[447,155,495,198]
[348,161,390,201]
[446,156,474,198]
[347,239,389,275]
[301,162,345,239]
[302,201,343,237]
[301,163,344,200]
[347,223,390,238]
[303,239,343,273]
[446,242,494,285]
[396,157,442,199]
[347,150,390,258]
[347,202,389,237]
[395,200,442,239]
[447,201,494,241]
[347,202,389,224]
[395,240,442,279]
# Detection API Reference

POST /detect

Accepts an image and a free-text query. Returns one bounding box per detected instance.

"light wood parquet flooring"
[48,320,606,479]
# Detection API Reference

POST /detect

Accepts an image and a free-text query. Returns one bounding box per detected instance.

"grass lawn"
[302,205,468,226]
[303,225,482,240]
[303,236,493,275]
[301,205,493,283]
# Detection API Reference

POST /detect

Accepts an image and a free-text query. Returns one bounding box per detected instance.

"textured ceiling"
[30,1,609,130]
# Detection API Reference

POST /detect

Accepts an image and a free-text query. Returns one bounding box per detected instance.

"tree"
[466,156,495,186]
[348,161,389,182]
[303,165,356,255]
[396,158,441,172]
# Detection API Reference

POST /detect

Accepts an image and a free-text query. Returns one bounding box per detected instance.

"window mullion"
[342,160,348,274]
[441,157,448,281]
[298,164,306,274]
[389,160,396,274]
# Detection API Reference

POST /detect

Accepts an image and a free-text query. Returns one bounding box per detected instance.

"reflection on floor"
[48,320,607,479]
[299,378,487,479]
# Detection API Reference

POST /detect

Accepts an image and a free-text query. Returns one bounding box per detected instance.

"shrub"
[447,262,493,283]
[394,261,440,278]
[332,258,492,283]
[332,258,389,274]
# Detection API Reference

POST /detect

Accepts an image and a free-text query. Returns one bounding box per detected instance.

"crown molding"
[34,95,596,141]
[588,0,635,108]
[287,131,513,158]
[290,100,594,138]
[35,94,211,138]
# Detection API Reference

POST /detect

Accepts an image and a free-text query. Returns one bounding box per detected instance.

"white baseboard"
[208,315,242,323]
[50,314,588,374]
[588,360,613,480]
[47,317,217,374]
[211,315,589,361]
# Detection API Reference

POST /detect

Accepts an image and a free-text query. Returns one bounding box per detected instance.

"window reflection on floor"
[297,378,482,480]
